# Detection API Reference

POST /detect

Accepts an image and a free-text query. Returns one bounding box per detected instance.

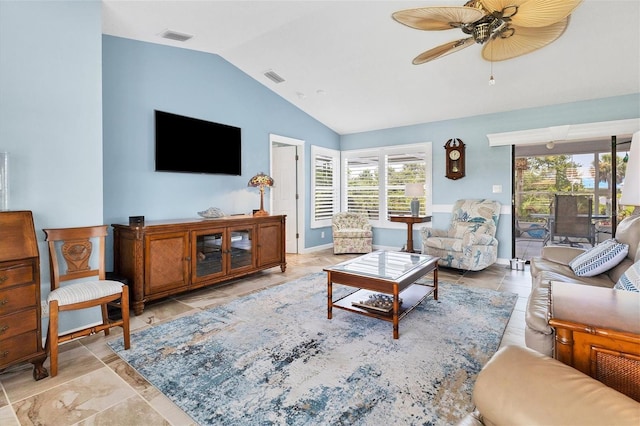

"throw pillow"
[614,260,640,292]
[568,239,629,277]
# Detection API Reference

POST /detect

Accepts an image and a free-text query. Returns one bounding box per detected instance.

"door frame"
[504,118,639,259]
[270,133,305,254]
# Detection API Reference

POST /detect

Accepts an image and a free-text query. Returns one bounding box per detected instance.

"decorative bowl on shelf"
[198,207,225,218]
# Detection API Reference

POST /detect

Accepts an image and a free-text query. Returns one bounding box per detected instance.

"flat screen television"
[155,110,241,175]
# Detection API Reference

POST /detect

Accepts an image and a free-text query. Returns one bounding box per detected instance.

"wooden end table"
[389,215,431,253]
[549,281,640,401]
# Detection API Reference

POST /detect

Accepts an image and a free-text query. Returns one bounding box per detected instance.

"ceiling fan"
[392,0,583,64]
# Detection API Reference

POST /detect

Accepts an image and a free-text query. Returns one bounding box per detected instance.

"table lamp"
[405,183,425,217]
[620,131,640,216]
[248,172,274,216]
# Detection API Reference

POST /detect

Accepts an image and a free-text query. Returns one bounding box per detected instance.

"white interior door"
[271,135,304,254]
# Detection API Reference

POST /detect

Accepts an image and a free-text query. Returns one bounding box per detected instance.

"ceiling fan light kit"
[392,0,584,65]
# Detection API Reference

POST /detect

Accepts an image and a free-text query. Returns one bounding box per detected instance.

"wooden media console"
[112,215,286,315]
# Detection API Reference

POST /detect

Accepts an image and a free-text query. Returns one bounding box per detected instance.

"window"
[344,154,379,218]
[311,146,340,228]
[342,143,432,223]
[515,143,632,223]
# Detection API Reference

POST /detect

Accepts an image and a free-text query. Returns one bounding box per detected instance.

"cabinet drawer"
[0,283,37,316]
[0,331,39,368]
[0,263,35,289]
[0,308,37,341]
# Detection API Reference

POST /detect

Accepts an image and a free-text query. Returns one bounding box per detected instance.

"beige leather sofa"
[526,215,640,355]
[458,345,640,426]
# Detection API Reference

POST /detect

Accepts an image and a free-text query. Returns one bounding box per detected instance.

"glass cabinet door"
[194,230,224,280]
[229,226,254,271]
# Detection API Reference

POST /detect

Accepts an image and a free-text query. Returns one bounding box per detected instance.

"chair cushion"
[333,229,373,238]
[568,239,629,277]
[47,280,124,306]
[614,260,640,292]
[423,236,465,252]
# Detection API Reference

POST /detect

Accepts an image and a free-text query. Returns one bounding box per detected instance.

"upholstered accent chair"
[332,212,373,254]
[420,199,501,271]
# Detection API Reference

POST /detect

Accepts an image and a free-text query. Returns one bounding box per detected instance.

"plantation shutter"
[346,155,379,219]
[386,152,427,216]
[314,153,337,222]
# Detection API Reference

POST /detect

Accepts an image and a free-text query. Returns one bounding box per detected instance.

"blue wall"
[102,35,639,262]
[102,36,340,266]
[2,1,639,334]
[342,94,640,259]
[1,0,104,332]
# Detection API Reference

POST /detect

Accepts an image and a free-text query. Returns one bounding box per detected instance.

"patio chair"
[547,194,594,247]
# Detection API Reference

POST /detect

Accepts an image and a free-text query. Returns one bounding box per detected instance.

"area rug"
[108,272,517,425]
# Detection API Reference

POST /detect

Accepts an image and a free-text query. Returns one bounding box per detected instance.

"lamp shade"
[620,131,640,207]
[248,172,274,188]
[405,183,425,198]
[405,183,425,217]
[248,172,274,217]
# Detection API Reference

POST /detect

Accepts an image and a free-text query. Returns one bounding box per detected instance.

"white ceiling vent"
[159,29,193,42]
[263,70,285,84]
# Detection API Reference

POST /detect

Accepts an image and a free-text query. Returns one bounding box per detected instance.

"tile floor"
[0,250,531,425]
[514,237,544,261]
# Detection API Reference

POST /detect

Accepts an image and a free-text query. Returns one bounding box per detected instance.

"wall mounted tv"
[155,110,241,175]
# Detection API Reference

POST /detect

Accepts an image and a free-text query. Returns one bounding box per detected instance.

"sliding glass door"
[513,138,632,260]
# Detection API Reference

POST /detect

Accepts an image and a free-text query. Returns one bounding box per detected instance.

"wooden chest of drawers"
[0,211,48,380]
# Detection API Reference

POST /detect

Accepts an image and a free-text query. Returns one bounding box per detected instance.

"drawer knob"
[0,299,7,306]
[0,324,7,334]
[0,275,7,283]
[0,351,8,359]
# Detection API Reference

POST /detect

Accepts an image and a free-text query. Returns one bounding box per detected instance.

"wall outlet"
[492,184,503,193]
[321,231,325,238]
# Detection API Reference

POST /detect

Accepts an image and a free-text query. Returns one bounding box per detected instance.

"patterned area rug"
[109,273,517,425]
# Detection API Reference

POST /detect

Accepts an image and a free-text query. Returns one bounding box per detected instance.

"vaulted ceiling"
[102,1,640,135]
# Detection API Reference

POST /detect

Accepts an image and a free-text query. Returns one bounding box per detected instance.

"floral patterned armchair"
[420,199,501,271]
[332,212,373,254]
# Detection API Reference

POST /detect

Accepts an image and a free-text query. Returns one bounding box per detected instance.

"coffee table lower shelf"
[332,284,436,322]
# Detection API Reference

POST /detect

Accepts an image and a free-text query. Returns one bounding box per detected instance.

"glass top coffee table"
[324,250,439,339]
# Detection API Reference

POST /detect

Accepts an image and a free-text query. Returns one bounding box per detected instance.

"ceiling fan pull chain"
[489,42,495,86]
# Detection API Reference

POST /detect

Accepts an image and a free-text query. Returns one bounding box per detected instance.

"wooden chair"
[43,225,130,377]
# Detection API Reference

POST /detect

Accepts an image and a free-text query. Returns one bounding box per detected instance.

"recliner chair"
[420,199,501,271]
[458,345,640,426]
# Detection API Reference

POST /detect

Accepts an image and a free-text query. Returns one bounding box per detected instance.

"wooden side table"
[549,281,640,401]
[389,215,431,253]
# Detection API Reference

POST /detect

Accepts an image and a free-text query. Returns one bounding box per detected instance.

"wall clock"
[444,138,465,180]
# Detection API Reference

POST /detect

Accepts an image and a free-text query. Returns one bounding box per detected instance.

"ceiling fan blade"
[479,0,529,14]
[510,0,583,28]
[413,37,475,64]
[392,6,485,31]
[481,17,569,61]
